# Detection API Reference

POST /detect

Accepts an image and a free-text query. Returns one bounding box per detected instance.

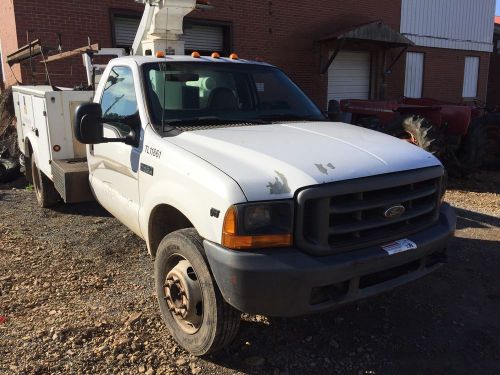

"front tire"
[155,228,240,356]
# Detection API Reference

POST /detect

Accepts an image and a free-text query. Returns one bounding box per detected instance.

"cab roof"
[116,55,273,67]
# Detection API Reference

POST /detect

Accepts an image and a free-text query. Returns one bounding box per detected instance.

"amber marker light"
[191,51,201,58]
[211,52,221,58]
[222,206,293,250]
[229,53,239,60]
[156,51,166,58]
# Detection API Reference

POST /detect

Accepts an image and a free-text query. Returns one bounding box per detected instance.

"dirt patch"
[1,172,499,374]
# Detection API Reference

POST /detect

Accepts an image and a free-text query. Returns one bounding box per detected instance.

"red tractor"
[331,97,500,174]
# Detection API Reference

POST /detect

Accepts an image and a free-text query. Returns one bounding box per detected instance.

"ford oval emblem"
[384,205,406,219]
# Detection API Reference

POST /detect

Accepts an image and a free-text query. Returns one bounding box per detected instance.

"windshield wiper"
[163,116,267,127]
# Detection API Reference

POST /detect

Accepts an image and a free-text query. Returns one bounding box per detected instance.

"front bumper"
[204,203,456,317]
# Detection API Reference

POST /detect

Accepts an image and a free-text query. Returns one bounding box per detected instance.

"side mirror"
[327,99,341,121]
[74,103,104,144]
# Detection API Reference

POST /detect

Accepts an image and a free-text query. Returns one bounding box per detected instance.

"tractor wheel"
[384,115,442,155]
[457,116,492,175]
[481,114,500,170]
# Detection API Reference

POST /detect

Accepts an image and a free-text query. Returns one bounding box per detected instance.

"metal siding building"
[401,0,496,52]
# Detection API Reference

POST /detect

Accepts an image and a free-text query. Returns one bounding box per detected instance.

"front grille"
[295,167,443,255]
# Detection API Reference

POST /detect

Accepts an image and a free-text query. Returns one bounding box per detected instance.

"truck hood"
[167,122,441,201]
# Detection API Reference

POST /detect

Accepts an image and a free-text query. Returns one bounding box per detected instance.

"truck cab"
[71,54,456,355]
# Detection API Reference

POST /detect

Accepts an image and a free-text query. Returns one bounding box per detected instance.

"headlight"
[222,201,294,250]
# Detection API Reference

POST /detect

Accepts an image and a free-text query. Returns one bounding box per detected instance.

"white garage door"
[327,51,371,104]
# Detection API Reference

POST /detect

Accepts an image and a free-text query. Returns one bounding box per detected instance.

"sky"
[497,0,500,15]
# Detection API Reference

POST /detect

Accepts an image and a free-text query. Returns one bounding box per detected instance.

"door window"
[101,66,139,137]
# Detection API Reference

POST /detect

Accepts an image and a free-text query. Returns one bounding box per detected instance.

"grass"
[25,184,34,191]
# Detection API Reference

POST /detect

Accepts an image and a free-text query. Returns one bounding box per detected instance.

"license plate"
[381,239,417,255]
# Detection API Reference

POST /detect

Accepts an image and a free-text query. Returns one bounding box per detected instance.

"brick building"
[0,0,496,109]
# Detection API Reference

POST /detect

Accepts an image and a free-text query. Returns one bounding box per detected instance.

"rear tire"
[460,115,500,172]
[31,156,60,208]
[155,228,240,356]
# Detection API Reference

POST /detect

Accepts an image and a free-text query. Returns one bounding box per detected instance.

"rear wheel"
[31,156,60,208]
[155,228,240,356]
[460,115,500,171]
[481,114,500,170]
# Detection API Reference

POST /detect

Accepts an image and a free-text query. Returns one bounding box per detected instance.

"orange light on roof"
[156,51,166,58]
[221,206,293,250]
[211,52,221,59]
[191,51,201,58]
[229,53,239,60]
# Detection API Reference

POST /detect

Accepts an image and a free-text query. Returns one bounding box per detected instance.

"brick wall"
[487,31,500,106]
[5,0,402,105]
[0,1,20,89]
[187,0,403,106]
[2,0,492,107]
[10,0,144,88]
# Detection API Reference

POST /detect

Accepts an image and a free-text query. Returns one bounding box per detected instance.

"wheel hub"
[164,259,203,334]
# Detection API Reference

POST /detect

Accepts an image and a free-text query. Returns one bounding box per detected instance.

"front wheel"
[155,228,241,356]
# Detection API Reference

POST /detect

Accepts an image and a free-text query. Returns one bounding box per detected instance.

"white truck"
[13,0,455,356]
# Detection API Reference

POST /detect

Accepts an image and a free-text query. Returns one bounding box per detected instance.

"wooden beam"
[6,39,52,66]
[42,43,99,63]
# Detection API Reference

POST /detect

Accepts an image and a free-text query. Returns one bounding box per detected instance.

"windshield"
[142,62,325,129]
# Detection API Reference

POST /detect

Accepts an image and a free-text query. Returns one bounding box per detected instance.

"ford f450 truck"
[15,53,455,355]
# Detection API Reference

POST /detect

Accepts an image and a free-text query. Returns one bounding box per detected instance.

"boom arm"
[132,0,197,56]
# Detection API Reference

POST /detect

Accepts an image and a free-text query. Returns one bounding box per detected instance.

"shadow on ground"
[448,170,500,194]
[0,175,111,218]
[454,207,500,230]
[207,207,500,374]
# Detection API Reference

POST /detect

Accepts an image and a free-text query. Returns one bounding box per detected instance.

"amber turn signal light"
[191,51,201,58]
[229,53,239,60]
[211,52,221,58]
[221,206,293,250]
[156,51,166,58]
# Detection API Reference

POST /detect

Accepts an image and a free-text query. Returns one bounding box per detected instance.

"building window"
[111,11,142,52]
[404,52,424,98]
[184,19,231,56]
[462,56,480,98]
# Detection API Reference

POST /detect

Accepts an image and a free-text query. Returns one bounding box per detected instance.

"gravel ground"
[1,171,499,375]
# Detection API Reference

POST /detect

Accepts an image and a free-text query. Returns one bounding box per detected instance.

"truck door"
[88,66,142,235]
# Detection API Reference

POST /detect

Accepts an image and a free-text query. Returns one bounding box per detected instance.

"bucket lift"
[132,0,211,56]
